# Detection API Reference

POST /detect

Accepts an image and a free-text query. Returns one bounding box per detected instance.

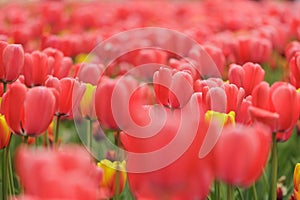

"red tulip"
[15,145,103,200]
[43,48,73,79]
[121,94,214,199]
[228,62,265,96]
[289,52,300,88]
[153,67,193,108]
[1,82,56,136]
[286,41,300,62]
[213,123,271,187]
[95,76,139,130]
[249,81,300,141]
[195,78,245,114]
[236,36,272,64]
[0,41,24,83]
[23,51,51,87]
[203,44,226,74]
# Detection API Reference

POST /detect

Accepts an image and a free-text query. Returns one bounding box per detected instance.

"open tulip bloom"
[1,1,300,200]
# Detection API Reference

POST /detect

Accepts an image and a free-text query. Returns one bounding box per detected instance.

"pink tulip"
[15,145,103,200]
[213,123,271,187]
[228,62,265,96]
[0,41,24,83]
[1,82,56,136]
[289,52,300,88]
[249,81,300,141]
[286,41,300,61]
[23,51,51,87]
[94,76,139,130]
[45,77,85,118]
[43,48,73,79]
[153,67,193,108]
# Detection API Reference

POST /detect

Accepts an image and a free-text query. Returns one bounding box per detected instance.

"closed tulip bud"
[214,123,271,187]
[0,114,10,149]
[294,163,300,199]
[289,52,300,88]
[79,83,96,120]
[228,62,265,96]
[2,82,56,136]
[97,159,127,197]
[0,41,24,83]
[23,51,50,87]
[95,76,139,130]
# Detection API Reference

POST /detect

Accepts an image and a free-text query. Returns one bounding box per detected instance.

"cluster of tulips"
[1,0,300,200]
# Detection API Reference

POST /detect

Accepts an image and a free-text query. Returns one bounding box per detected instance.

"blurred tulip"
[286,41,300,62]
[153,67,193,108]
[289,52,300,88]
[249,81,300,141]
[97,159,127,197]
[15,145,103,200]
[79,83,96,120]
[236,36,272,64]
[0,114,10,149]
[203,44,226,74]
[2,82,56,136]
[294,163,300,200]
[95,76,138,130]
[121,94,214,199]
[23,51,51,87]
[0,41,24,83]
[214,123,271,187]
[228,62,265,96]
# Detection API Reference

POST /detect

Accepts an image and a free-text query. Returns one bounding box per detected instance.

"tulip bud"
[0,41,24,83]
[0,114,10,149]
[97,159,127,197]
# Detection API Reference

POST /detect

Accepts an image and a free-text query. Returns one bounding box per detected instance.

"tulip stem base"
[270,133,277,200]
[54,115,61,146]
[227,185,234,200]
[215,180,220,200]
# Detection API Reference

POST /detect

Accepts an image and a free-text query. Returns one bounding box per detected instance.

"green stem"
[8,147,14,196]
[252,184,258,200]
[3,82,7,93]
[54,115,61,146]
[1,149,6,200]
[23,135,28,144]
[45,131,50,148]
[215,180,220,200]
[87,119,93,151]
[270,133,278,200]
[227,185,234,200]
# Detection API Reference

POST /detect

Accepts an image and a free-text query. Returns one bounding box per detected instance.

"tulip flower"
[294,163,300,199]
[1,82,56,136]
[213,123,271,187]
[45,77,85,118]
[153,67,193,108]
[249,81,299,141]
[0,41,24,83]
[97,159,127,197]
[203,44,226,75]
[195,78,245,115]
[121,94,214,199]
[43,48,73,79]
[15,145,103,200]
[94,76,139,130]
[228,62,265,96]
[0,114,10,149]
[289,52,300,88]
[235,36,272,64]
[23,51,51,87]
[285,41,300,61]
